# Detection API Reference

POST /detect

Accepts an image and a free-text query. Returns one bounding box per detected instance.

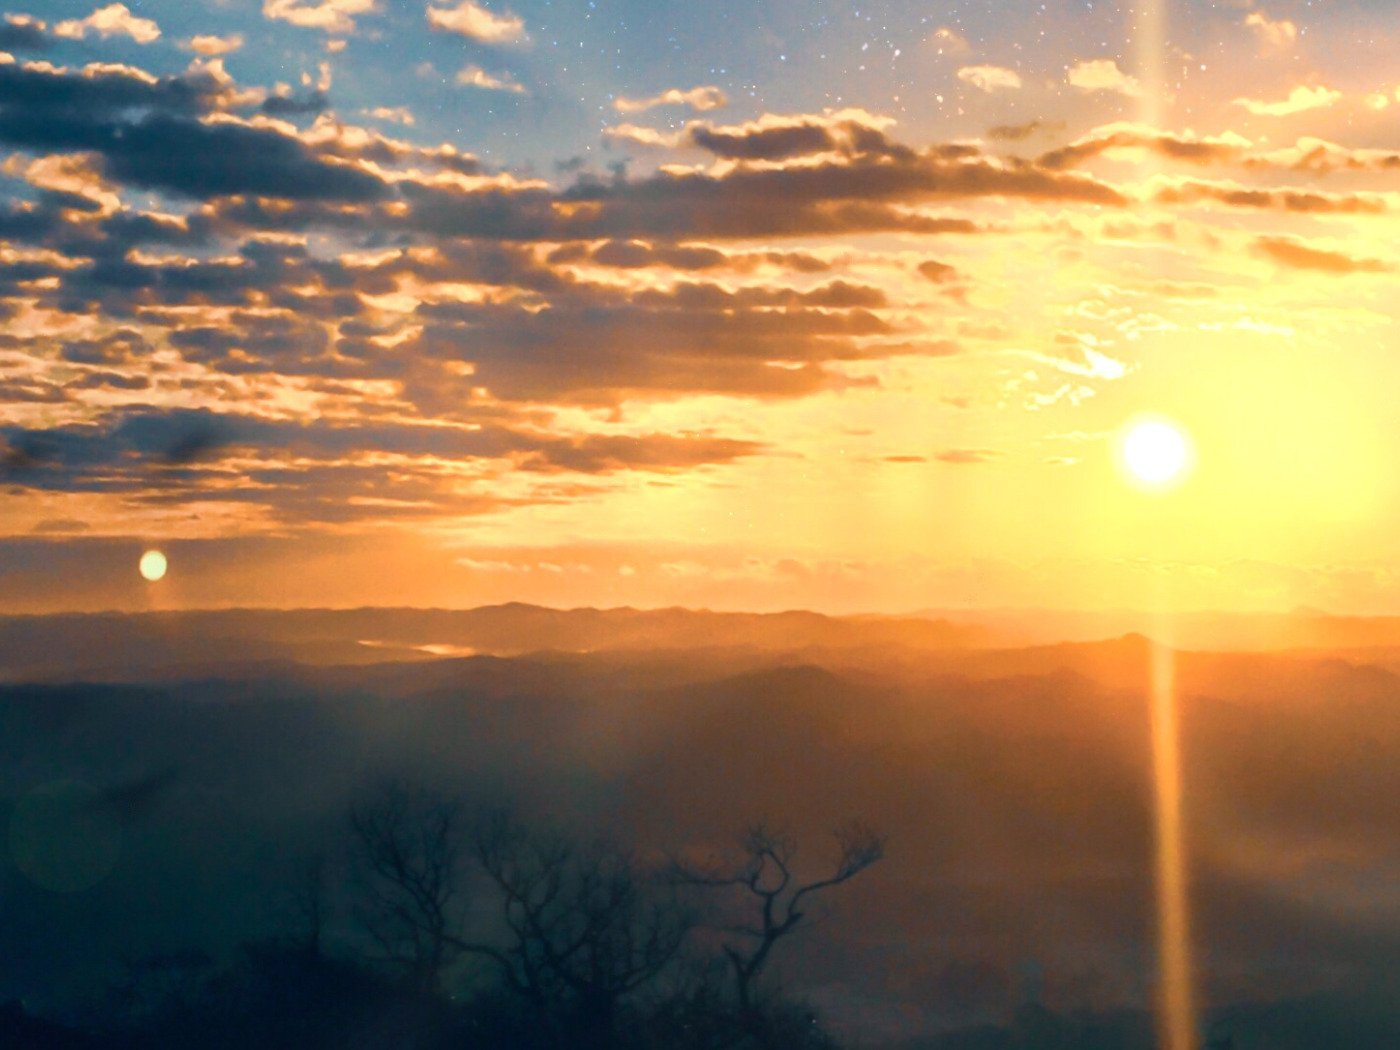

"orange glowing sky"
[2,0,1400,613]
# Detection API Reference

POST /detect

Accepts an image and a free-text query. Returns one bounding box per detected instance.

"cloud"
[427,0,525,43]
[1248,137,1400,175]
[936,449,999,464]
[549,240,730,271]
[0,61,387,202]
[1038,123,1251,170]
[607,108,911,163]
[263,0,377,35]
[1234,85,1340,116]
[0,14,51,51]
[603,123,683,149]
[456,65,526,93]
[928,26,969,56]
[1255,236,1388,274]
[1152,178,1386,214]
[54,4,161,44]
[1066,59,1142,97]
[0,407,766,521]
[1245,10,1298,49]
[987,120,1052,142]
[186,33,244,56]
[614,85,727,114]
[363,105,415,125]
[957,65,1021,93]
[917,259,959,283]
[193,124,1117,246]
[405,283,898,404]
[261,88,330,116]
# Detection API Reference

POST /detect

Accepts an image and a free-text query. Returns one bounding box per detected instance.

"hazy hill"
[5,627,1400,1045]
[0,604,999,682]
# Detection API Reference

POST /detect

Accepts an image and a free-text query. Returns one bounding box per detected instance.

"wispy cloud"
[1234,84,1340,116]
[456,65,525,93]
[957,65,1021,93]
[263,0,377,35]
[186,32,243,55]
[614,85,727,114]
[1066,59,1141,97]
[55,3,160,43]
[1245,9,1299,49]
[426,0,524,43]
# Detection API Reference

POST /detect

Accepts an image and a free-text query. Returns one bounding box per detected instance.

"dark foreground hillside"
[4,619,1400,1046]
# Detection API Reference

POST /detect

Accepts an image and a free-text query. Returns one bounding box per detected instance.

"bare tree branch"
[671,820,885,1047]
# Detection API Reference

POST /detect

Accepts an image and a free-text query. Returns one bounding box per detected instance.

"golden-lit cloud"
[55,3,161,43]
[936,448,1000,464]
[362,105,415,124]
[957,65,1021,93]
[1066,59,1141,97]
[426,0,525,43]
[1038,123,1250,170]
[928,25,970,56]
[1248,137,1400,174]
[263,0,376,34]
[614,85,727,114]
[186,32,244,55]
[1255,236,1389,274]
[1244,10,1298,49]
[1233,84,1341,116]
[603,123,682,149]
[456,64,526,93]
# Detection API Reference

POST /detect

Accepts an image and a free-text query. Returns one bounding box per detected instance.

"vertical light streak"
[1136,1,1197,1045]
[1137,0,1166,129]
[1150,632,1196,1050]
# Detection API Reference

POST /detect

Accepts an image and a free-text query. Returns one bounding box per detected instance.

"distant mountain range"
[9,601,1400,684]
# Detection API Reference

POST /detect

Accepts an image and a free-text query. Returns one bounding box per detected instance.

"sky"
[3,0,1400,613]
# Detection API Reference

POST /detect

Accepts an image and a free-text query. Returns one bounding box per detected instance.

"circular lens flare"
[139,549,168,582]
[1123,421,1189,484]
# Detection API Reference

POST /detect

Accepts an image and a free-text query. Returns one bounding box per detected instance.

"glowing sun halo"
[1123,421,1189,484]
[139,549,168,582]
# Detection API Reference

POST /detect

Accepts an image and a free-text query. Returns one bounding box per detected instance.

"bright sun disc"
[139,550,168,582]
[1123,421,1189,484]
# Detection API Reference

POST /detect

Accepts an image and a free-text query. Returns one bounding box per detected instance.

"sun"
[139,549,168,582]
[1122,420,1190,485]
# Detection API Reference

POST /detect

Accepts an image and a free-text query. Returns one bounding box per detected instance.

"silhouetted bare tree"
[350,781,465,995]
[351,792,697,1047]
[673,822,885,1048]
[457,813,694,1050]
[285,851,329,959]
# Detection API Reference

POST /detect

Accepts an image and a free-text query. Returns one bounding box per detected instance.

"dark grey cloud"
[687,121,843,161]
[0,407,765,519]
[1153,179,1387,214]
[680,114,917,163]
[260,89,330,117]
[206,141,1103,244]
[407,288,896,403]
[0,48,1144,532]
[987,119,1053,142]
[0,62,386,203]
[1255,235,1389,273]
[1038,128,1247,171]
[0,16,50,51]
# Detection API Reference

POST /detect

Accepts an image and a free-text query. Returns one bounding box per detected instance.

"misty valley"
[3,606,1400,1048]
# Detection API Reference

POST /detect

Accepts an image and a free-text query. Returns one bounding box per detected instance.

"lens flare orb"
[139,549,168,582]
